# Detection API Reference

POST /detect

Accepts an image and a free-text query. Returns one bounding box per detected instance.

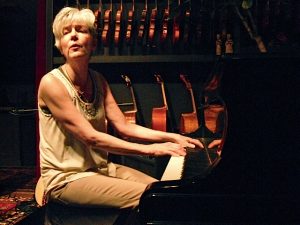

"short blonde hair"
[52,7,97,51]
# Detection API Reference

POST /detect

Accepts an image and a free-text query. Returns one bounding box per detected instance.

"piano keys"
[160,155,184,181]
[161,138,221,181]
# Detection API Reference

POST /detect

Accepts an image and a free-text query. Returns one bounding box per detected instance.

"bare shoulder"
[39,72,61,89]
[39,73,66,95]
[38,72,70,108]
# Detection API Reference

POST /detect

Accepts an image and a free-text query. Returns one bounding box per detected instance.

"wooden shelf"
[53,52,300,65]
[53,54,217,65]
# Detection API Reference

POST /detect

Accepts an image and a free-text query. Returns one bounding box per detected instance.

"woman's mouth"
[70,44,82,50]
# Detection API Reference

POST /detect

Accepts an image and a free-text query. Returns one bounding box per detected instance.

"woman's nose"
[70,28,78,39]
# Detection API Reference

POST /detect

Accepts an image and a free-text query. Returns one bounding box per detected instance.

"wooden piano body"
[139,57,300,225]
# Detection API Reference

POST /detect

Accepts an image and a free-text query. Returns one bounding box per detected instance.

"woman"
[37,6,203,209]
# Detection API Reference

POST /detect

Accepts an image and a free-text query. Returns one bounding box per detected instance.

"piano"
[139,57,300,225]
[161,137,222,181]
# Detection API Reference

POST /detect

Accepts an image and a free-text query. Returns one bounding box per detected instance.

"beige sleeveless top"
[38,68,116,198]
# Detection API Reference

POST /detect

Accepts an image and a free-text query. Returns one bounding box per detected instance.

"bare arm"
[38,74,191,157]
[103,80,203,149]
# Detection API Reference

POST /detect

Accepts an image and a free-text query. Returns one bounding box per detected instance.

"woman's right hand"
[147,142,187,157]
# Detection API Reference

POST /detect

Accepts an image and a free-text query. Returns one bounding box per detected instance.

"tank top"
[38,67,116,198]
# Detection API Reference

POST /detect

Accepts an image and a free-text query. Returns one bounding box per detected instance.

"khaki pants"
[50,164,157,209]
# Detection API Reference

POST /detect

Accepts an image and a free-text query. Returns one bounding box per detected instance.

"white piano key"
[161,156,184,181]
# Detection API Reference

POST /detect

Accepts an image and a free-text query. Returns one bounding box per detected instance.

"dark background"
[0,0,37,166]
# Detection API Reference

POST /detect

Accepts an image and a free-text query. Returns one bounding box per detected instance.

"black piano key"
[182,138,220,179]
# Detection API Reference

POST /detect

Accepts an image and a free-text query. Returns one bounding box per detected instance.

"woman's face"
[60,22,96,60]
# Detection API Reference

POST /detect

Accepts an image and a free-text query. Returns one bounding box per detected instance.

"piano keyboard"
[161,156,185,181]
[161,138,220,181]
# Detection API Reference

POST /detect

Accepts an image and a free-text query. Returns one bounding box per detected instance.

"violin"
[137,0,148,45]
[151,74,168,132]
[125,0,135,48]
[179,74,199,134]
[148,0,158,47]
[160,0,170,44]
[172,0,181,45]
[94,0,103,41]
[101,0,112,48]
[114,0,123,49]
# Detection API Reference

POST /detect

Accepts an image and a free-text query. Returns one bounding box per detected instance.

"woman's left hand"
[171,133,204,149]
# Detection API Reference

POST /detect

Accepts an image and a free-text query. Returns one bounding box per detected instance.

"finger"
[161,143,186,156]
[186,142,195,148]
[187,138,204,148]
[173,146,187,156]
[176,145,187,156]
[175,150,186,156]
[208,139,221,148]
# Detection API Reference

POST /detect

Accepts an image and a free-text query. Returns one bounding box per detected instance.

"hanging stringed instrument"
[125,0,135,48]
[160,0,170,44]
[182,0,191,46]
[151,74,168,132]
[121,75,137,124]
[137,0,148,45]
[172,0,181,45]
[114,0,123,50]
[94,0,103,42]
[101,0,112,48]
[179,74,199,134]
[147,0,158,47]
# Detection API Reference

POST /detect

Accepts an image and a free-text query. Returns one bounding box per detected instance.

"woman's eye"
[63,29,70,35]
[78,27,88,33]
[62,25,89,35]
